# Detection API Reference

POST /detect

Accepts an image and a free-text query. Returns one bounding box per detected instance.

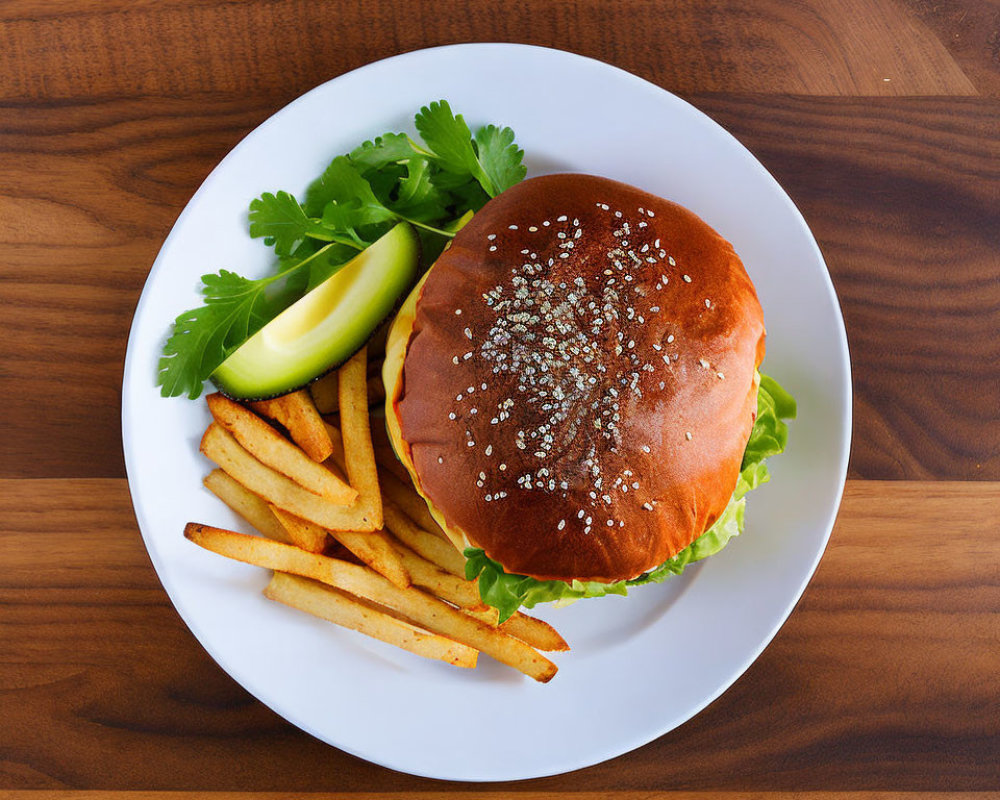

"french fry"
[202,469,293,544]
[393,543,485,610]
[311,372,387,415]
[382,501,467,577]
[379,469,446,538]
[500,613,571,653]
[200,423,377,532]
[268,505,328,553]
[207,393,356,505]
[338,347,383,528]
[185,524,557,682]
[265,573,477,668]
[250,389,334,462]
[270,507,410,589]
[323,422,346,471]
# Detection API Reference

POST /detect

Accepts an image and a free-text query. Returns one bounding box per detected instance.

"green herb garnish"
[157,100,527,399]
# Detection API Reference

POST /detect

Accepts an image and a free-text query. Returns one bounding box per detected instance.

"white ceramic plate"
[122,44,851,781]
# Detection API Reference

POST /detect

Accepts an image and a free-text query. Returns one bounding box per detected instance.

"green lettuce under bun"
[465,373,797,622]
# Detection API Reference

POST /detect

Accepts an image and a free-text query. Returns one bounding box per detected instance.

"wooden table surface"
[2,0,998,797]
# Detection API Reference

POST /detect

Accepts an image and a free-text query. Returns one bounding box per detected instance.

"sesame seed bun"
[384,174,765,583]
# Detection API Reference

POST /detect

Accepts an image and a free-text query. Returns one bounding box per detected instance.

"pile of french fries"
[187,346,566,682]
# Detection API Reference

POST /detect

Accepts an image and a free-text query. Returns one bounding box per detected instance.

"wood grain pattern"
[902,0,1000,96]
[2,95,997,480]
[1,794,998,800]
[1,479,997,791]
[0,0,978,100]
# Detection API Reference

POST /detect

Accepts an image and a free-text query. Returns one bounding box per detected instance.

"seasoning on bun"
[384,173,792,612]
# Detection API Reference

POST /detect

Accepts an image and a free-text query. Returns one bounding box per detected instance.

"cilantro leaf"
[315,156,398,230]
[157,241,349,399]
[158,270,272,399]
[391,156,449,220]
[160,100,528,400]
[414,101,483,176]
[347,132,420,174]
[248,191,314,256]
[474,124,527,196]
[415,101,527,199]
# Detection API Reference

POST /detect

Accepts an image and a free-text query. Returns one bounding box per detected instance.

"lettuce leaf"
[464,372,796,622]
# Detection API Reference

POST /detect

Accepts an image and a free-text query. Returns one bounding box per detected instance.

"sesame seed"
[508,224,518,230]
[642,445,651,453]
[499,463,507,471]
[717,371,725,380]
[667,334,675,343]
[489,245,497,252]
[699,358,710,368]
[558,519,566,530]
[705,298,711,308]
[683,274,692,283]
[607,519,615,526]
[668,256,676,266]
[685,431,693,441]
[438,457,443,464]
[448,412,456,420]
[487,234,496,240]
[485,444,493,455]
[529,226,538,232]
[464,327,472,340]
[452,356,460,365]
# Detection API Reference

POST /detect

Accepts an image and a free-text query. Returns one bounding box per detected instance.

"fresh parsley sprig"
[158,100,526,399]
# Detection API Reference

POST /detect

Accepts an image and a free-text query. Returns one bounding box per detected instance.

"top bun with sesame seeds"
[382,173,766,584]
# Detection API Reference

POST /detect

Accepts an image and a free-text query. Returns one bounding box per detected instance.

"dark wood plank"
[2,95,997,480]
[0,0,977,101]
[693,94,1000,480]
[1,793,997,800]
[1,479,997,791]
[0,98,272,479]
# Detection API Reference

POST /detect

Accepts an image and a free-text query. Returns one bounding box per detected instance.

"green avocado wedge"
[211,222,420,400]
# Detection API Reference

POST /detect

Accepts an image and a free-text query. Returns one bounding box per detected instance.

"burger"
[383,174,794,621]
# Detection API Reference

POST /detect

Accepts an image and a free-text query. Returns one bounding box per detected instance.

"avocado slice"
[212,222,420,400]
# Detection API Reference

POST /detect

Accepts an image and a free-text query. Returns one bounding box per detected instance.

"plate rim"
[121,41,853,782]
